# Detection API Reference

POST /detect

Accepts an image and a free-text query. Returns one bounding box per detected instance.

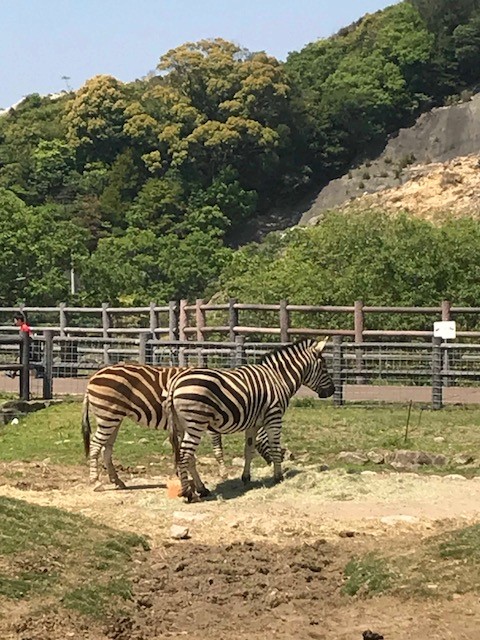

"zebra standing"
[167,338,334,501]
[82,363,277,490]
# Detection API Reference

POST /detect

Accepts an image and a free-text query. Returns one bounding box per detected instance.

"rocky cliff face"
[301,93,480,226]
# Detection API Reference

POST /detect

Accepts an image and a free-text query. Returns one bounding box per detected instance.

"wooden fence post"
[42,331,53,400]
[101,303,110,365]
[167,301,179,366]
[228,298,238,342]
[432,336,443,410]
[332,335,344,407]
[19,331,30,401]
[169,301,179,365]
[149,301,158,336]
[179,300,188,366]
[279,299,289,343]
[235,335,246,367]
[59,303,67,337]
[179,300,188,341]
[196,298,207,366]
[442,299,452,387]
[354,299,364,383]
[196,299,205,342]
[138,333,148,365]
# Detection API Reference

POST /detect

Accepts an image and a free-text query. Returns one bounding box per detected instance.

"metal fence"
[1,332,479,408]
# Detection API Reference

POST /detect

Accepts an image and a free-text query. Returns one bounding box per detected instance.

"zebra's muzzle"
[318,383,335,398]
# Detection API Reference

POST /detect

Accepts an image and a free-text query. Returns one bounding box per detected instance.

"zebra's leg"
[89,424,114,487]
[255,426,272,465]
[255,426,287,465]
[178,428,204,502]
[89,421,123,490]
[209,431,228,478]
[264,417,284,483]
[188,457,210,497]
[102,426,126,489]
[241,426,258,485]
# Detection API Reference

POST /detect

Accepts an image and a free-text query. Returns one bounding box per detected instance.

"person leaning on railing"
[5,312,33,379]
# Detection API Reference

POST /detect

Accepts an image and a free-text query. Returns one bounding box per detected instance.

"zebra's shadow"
[209,467,303,501]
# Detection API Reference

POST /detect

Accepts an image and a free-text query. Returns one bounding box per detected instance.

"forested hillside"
[1,0,480,309]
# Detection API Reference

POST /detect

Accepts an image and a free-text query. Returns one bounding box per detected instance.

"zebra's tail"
[81,392,91,457]
[165,383,181,469]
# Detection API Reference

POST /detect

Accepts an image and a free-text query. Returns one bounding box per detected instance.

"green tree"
[217,210,479,331]
[81,227,231,304]
[64,75,128,165]
[0,189,88,305]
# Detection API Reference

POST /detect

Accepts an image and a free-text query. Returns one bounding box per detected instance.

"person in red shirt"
[6,313,32,378]
[14,312,32,336]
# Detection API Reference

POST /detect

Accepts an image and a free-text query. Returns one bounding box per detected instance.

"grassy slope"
[0,399,478,474]
[0,496,148,619]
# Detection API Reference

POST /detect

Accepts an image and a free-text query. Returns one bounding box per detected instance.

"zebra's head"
[303,338,335,398]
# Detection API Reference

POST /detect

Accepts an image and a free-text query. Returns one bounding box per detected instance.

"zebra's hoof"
[198,486,211,498]
[184,492,201,503]
[93,481,105,492]
[273,474,284,484]
[113,479,127,490]
[241,474,251,485]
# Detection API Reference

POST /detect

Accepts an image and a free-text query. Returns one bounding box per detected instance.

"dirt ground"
[2,461,480,640]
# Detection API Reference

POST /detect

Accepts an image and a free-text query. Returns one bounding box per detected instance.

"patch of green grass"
[343,524,480,600]
[282,401,480,474]
[0,571,56,599]
[439,524,480,562]
[62,578,133,617]
[343,553,394,596]
[0,496,149,617]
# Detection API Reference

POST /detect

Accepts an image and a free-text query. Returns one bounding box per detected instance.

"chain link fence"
[1,334,479,408]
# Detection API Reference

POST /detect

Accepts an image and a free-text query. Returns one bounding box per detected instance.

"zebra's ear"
[314,337,329,353]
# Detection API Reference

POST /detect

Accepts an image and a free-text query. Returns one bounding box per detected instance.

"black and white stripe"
[167,338,334,501]
[82,363,276,489]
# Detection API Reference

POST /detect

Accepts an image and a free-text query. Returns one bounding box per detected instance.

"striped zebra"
[167,338,334,501]
[81,363,276,490]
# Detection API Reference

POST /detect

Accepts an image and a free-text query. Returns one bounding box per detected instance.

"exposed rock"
[301,94,480,226]
[443,474,467,481]
[386,450,448,469]
[367,450,386,464]
[170,524,190,540]
[337,451,369,465]
[452,453,475,466]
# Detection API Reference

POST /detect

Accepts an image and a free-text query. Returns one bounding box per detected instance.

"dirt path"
[2,463,480,639]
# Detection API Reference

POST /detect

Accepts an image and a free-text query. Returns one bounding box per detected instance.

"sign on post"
[433,321,456,340]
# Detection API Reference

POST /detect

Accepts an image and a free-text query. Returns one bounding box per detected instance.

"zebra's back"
[87,363,184,429]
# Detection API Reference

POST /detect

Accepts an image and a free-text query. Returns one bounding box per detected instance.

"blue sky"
[1,0,399,109]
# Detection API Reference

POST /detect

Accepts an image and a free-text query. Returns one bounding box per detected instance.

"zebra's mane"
[259,338,317,365]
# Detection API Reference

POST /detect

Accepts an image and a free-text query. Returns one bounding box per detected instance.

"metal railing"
[1,332,479,409]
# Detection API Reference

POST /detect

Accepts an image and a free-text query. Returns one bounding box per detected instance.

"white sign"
[433,321,456,340]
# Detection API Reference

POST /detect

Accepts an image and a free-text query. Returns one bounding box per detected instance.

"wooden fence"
[2,299,480,341]
[0,333,30,400]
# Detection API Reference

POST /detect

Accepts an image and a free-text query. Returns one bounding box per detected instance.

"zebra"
[81,363,277,490]
[166,338,334,501]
